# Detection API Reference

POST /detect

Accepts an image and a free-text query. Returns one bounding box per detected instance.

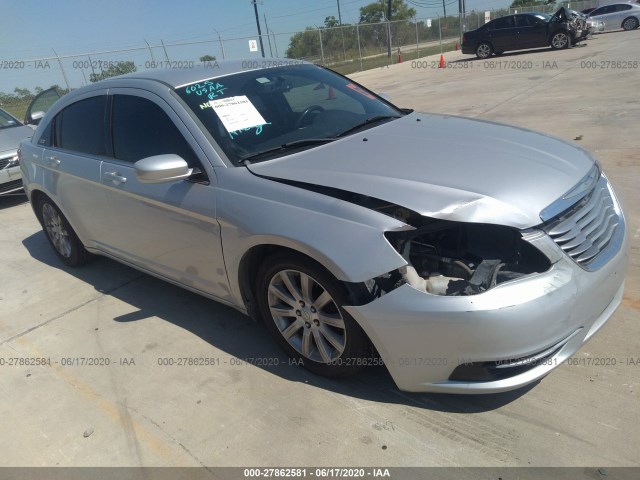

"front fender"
[215,167,410,306]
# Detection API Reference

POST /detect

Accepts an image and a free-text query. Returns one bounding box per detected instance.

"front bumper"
[0,162,23,195]
[345,216,628,393]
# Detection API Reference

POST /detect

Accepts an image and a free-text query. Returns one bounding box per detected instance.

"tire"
[36,196,92,267]
[475,42,493,59]
[622,17,639,31]
[551,31,570,49]
[256,252,370,378]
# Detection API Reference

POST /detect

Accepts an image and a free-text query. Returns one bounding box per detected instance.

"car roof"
[110,59,311,89]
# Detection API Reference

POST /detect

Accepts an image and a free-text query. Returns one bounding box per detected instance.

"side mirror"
[134,154,193,184]
[27,111,45,125]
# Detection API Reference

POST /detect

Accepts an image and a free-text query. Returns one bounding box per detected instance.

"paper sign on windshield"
[210,96,267,133]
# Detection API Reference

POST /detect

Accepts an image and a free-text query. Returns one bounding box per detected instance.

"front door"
[96,90,231,302]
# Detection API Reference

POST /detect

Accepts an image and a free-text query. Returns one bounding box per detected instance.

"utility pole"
[214,29,226,59]
[458,0,462,41]
[252,0,265,58]
[336,0,342,24]
[387,0,392,59]
[264,14,273,57]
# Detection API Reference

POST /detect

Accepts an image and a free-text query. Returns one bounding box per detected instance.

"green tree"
[89,61,136,82]
[199,54,216,62]
[359,0,416,24]
[509,0,547,7]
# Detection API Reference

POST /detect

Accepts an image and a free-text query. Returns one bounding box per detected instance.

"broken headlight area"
[379,220,551,297]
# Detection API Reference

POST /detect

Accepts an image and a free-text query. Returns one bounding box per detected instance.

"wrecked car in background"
[19,62,628,393]
[462,7,589,59]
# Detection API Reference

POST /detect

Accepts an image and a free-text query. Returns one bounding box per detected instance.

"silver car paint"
[589,3,640,30]
[346,188,628,393]
[248,112,595,229]
[19,64,628,393]
[1,121,33,193]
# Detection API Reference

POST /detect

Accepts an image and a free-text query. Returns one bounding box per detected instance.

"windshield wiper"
[241,138,336,163]
[335,115,401,138]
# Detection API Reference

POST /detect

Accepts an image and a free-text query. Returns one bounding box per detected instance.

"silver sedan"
[588,3,640,31]
[19,61,628,393]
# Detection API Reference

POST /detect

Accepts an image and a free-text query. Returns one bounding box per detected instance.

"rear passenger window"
[111,95,199,168]
[57,96,106,155]
[491,16,515,29]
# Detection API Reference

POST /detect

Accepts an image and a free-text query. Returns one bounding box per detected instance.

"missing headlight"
[384,220,551,296]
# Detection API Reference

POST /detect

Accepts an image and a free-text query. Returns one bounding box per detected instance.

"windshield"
[0,108,22,129]
[175,64,403,164]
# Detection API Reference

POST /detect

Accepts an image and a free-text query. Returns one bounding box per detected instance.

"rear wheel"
[36,196,92,267]
[475,42,493,59]
[551,31,570,49]
[622,17,639,31]
[256,252,369,377]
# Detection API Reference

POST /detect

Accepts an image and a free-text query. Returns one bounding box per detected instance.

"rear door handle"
[104,171,127,185]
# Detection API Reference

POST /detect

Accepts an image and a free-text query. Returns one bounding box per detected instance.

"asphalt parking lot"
[1,30,638,468]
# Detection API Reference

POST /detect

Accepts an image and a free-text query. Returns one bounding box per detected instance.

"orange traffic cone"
[327,86,336,100]
[398,52,403,63]
[438,55,446,68]
[455,42,459,51]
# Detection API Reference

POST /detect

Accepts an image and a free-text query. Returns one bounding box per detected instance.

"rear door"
[39,92,108,245]
[96,89,230,301]
[515,15,548,48]
[487,15,519,51]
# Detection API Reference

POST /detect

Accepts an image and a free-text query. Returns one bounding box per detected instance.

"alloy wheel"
[267,269,347,363]
[42,203,72,258]
[476,43,491,59]
[552,33,568,49]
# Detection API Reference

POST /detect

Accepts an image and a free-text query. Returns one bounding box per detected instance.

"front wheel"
[551,31,570,49]
[475,42,493,59]
[622,17,639,31]
[36,196,92,267]
[256,252,370,377]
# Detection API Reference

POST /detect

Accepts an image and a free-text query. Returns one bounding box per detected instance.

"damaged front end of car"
[366,212,551,300]
[552,7,590,42]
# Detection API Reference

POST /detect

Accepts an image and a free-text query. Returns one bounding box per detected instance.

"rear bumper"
[461,46,475,55]
[345,216,629,393]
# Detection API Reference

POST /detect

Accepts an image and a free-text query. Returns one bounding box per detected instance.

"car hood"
[0,125,34,154]
[247,112,595,229]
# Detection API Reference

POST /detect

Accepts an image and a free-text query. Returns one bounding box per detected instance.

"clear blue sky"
[0,0,512,93]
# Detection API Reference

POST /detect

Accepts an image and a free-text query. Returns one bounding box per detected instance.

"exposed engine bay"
[381,221,551,296]
[371,204,552,297]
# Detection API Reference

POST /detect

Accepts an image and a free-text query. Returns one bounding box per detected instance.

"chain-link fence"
[0,2,598,120]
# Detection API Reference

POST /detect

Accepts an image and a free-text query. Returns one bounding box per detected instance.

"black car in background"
[461,8,589,59]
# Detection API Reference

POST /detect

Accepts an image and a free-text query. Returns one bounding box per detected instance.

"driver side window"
[111,95,201,170]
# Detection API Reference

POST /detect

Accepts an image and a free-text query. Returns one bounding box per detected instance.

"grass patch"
[328,41,459,75]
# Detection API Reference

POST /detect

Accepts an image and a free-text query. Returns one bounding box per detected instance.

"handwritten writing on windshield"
[185,81,227,100]
[229,122,272,139]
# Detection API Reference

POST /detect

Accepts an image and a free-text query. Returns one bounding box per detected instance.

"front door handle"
[45,155,60,166]
[104,171,127,185]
